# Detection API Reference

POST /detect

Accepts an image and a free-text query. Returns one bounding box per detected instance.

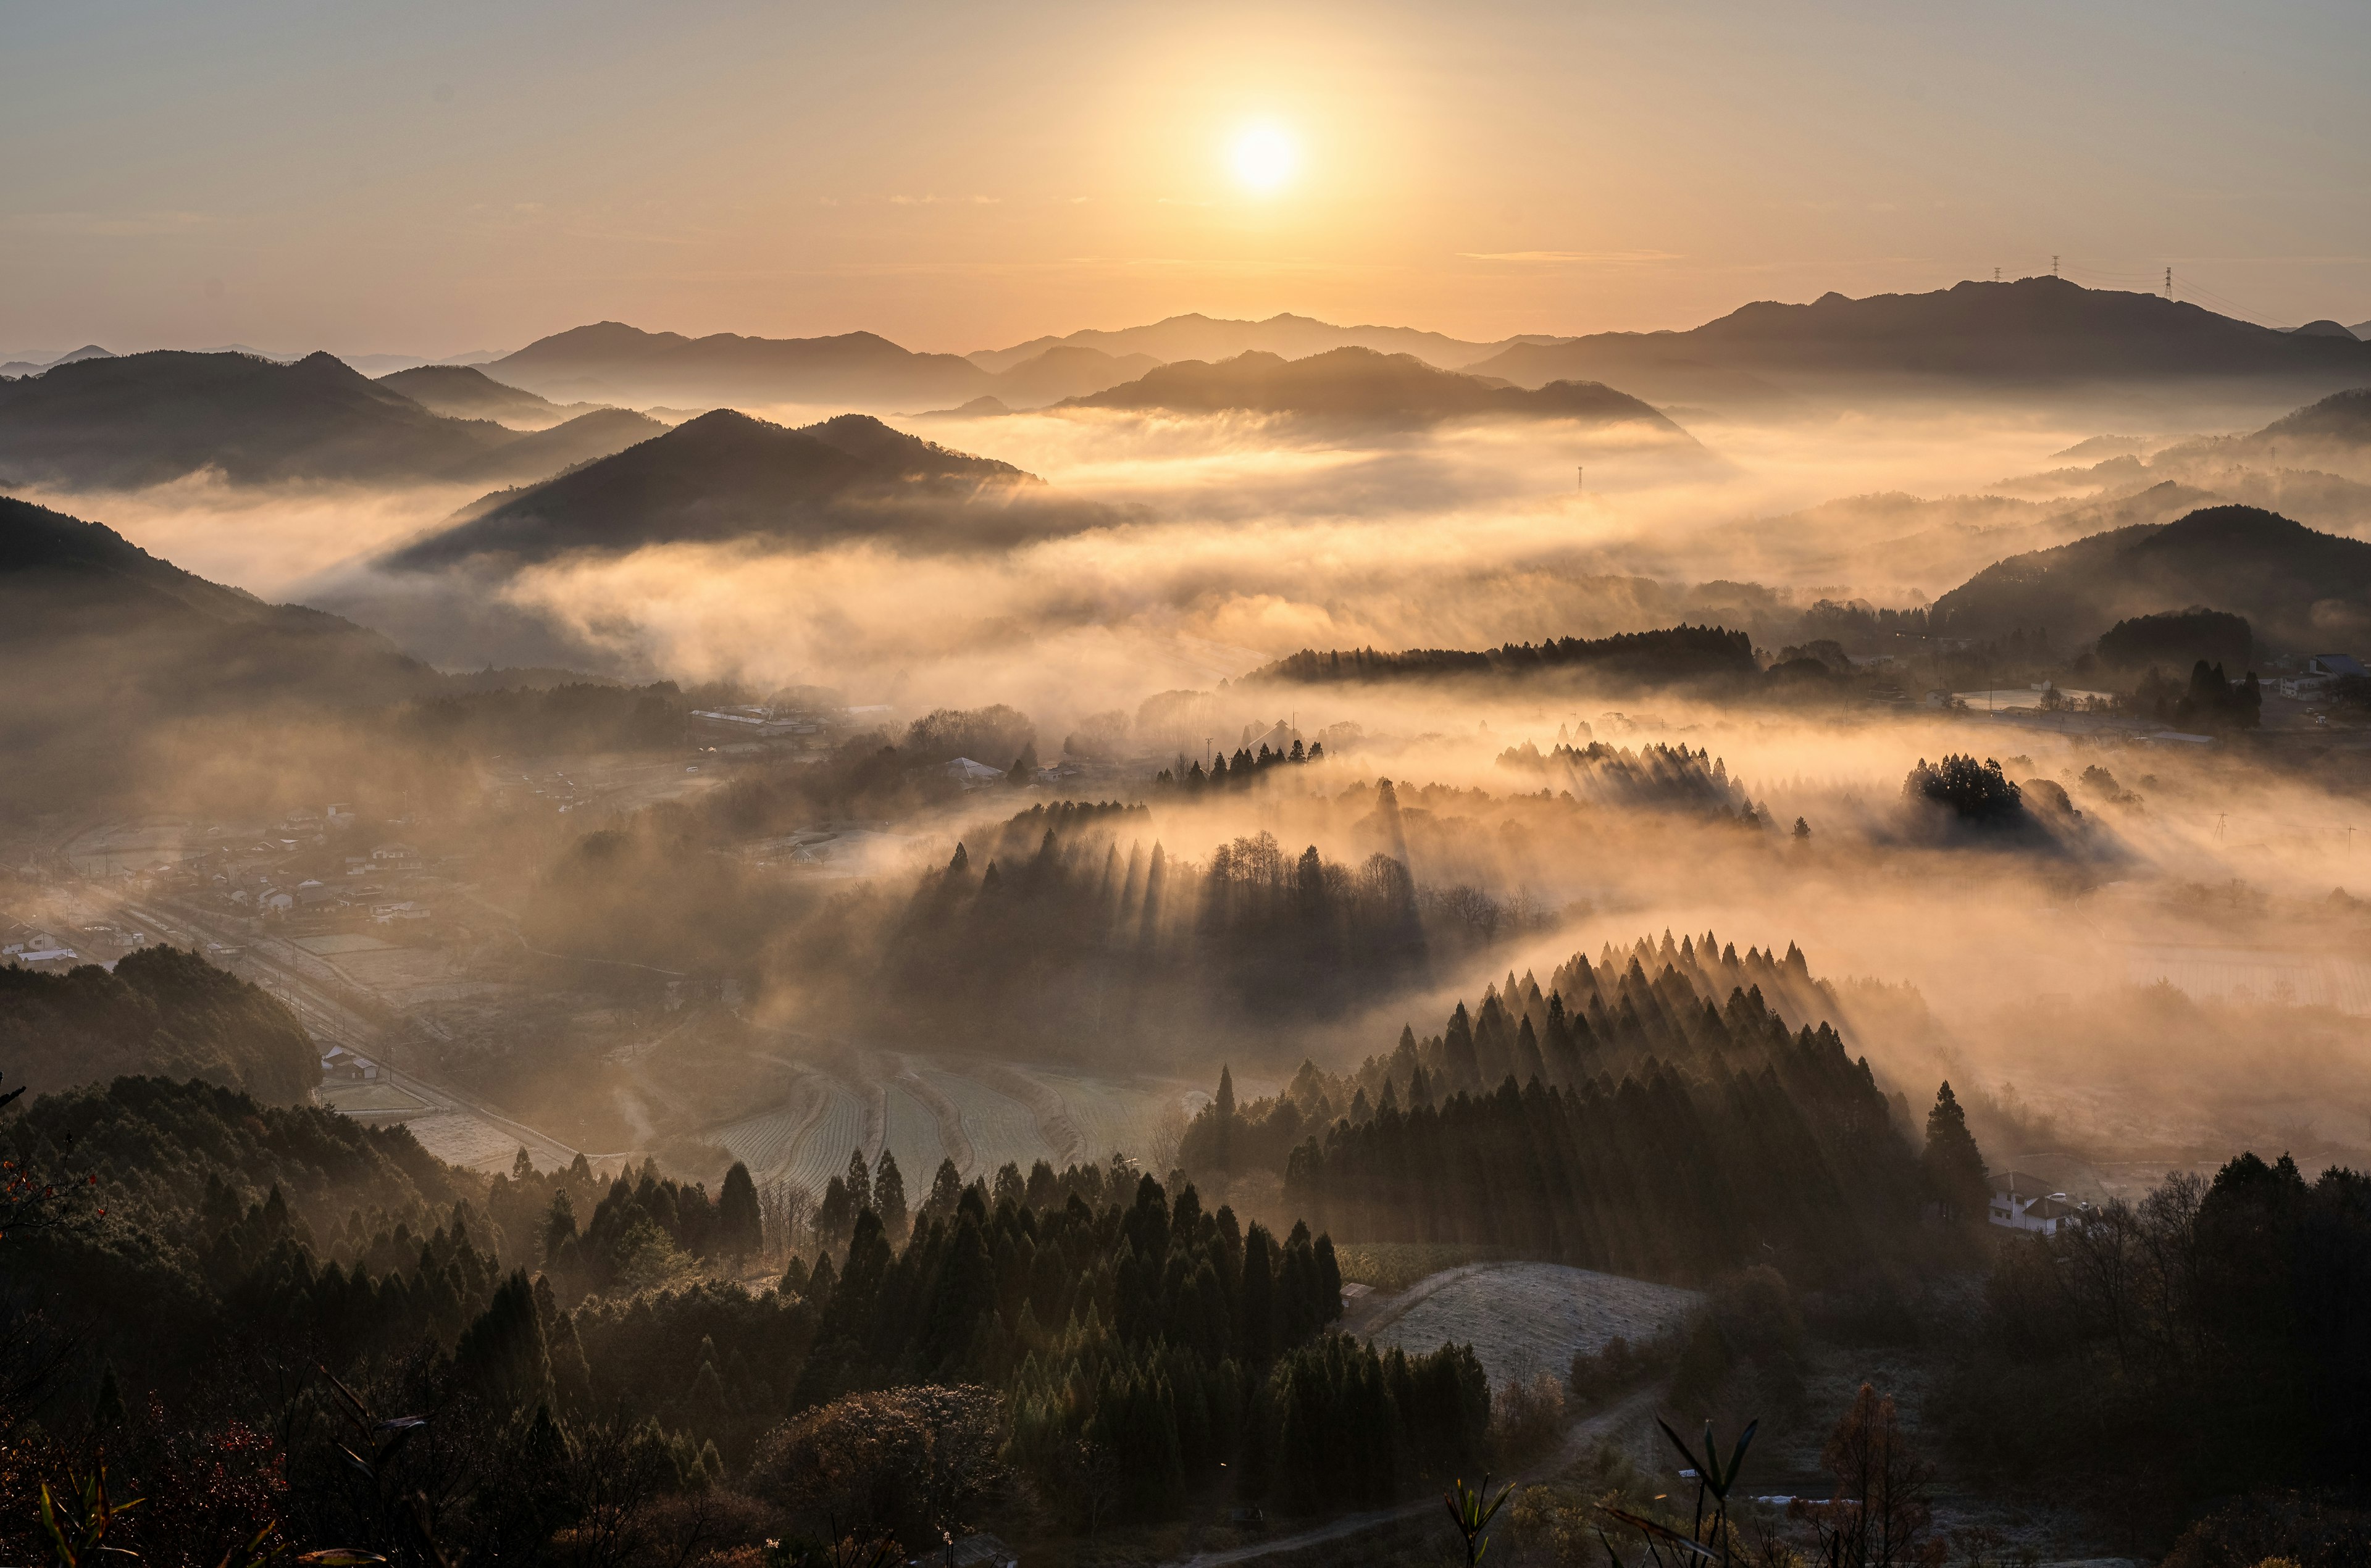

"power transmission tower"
[1993,266,2001,283]
[2165,267,2173,298]
[2052,255,2060,279]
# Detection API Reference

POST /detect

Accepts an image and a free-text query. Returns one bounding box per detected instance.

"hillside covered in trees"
[0,946,319,1099]
[1181,930,1963,1283]
[0,1043,1486,1558]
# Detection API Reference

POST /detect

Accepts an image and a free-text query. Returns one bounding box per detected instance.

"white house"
[1987,1170,2088,1236]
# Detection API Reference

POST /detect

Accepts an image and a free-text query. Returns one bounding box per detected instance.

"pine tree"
[927,1157,965,1223]
[716,1162,763,1261]
[874,1149,910,1243]
[1920,1082,1990,1224]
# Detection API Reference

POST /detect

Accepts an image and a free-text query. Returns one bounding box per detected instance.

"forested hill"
[1,495,442,806]
[1058,346,1695,433]
[0,349,515,487]
[0,1059,1488,1543]
[1931,504,2371,652]
[1253,623,1757,686]
[1182,929,1950,1284]
[0,946,319,1100]
[388,409,1103,569]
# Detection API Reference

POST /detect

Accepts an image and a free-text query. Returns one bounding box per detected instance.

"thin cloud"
[1458,249,1684,264]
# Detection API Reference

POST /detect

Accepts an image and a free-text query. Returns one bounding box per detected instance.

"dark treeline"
[1955,1153,2371,1535]
[2096,607,2255,673]
[0,1069,1491,1560]
[1182,930,1951,1285]
[2131,658,2265,730]
[1252,623,1757,686]
[1152,735,1324,791]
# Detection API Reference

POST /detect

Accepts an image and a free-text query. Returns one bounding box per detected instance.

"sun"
[1229,122,1300,196]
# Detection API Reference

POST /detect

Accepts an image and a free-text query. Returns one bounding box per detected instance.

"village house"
[1987,1170,2089,1236]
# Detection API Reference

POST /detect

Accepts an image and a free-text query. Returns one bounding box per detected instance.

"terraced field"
[703,1061,1195,1195]
[713,1074,868,1191]
[880,1084,950,1181]
[1031,1070,1163,1166]
[921,1069,1061,1174]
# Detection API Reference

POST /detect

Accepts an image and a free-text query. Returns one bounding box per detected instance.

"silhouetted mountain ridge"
[385,409,1108,569]
[0,350,655,489]
[1060,347,1695,435]
[1931,503,2371,653]
[1473,278,2371,396]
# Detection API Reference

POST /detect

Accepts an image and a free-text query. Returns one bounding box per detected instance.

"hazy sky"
[5,0,2367,357]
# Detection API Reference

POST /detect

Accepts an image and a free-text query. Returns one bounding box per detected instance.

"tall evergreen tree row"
[1183,930,1958,1283]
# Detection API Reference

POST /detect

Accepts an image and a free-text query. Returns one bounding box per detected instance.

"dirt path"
[1156,1389,1658,1568]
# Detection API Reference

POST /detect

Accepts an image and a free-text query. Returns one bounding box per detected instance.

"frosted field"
[2123,943,2371,1014]
[1360,1262,1701,1387]
[704,1061,1190,1193]
[1034,1070,1163,1167]
[713,1074,868,1193]
[880,1084,950,1182]
[923,1070,1063,1172]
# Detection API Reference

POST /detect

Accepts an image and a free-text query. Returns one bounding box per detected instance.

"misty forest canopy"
[1177,929,1968,1285]
[382,409,1112,569]
[530,777,1560,1051]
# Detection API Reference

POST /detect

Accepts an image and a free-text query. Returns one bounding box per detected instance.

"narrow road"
[1158,1388,1658,1568]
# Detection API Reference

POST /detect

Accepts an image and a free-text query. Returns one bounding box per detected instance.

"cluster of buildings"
[193,831,435,931]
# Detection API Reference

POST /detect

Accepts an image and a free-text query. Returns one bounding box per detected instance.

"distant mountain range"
[1056,347,1696,435]
[385,409,1114,569]
[0,351,659,489]
[375,364,603,428]
[968,312,1558,373]
[1931,504,2371,653]
[480,322,1157,412]
[1488,278,2371,399]
[0,495,439,804]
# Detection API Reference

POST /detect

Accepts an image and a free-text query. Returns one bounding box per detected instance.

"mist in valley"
[7,24,2371,1547]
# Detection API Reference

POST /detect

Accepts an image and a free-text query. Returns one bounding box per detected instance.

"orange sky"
[4,0,2367,356]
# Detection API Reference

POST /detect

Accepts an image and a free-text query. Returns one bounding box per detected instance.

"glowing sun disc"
[1230,123,1299,194]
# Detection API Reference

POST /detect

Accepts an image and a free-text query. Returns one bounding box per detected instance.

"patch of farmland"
[787,1078,867,1193]
[402,1109,540,1174]
[711,1074,866,1193]
[922,1070,1060,1175]
[1361,1262,1700,1388]
[1029,1072,1169,1166]
[881,1084,950,1182]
